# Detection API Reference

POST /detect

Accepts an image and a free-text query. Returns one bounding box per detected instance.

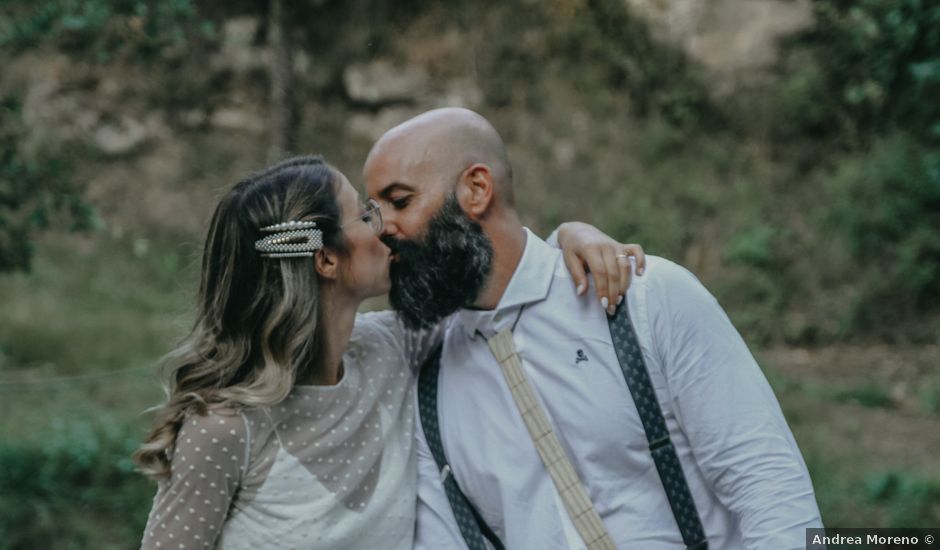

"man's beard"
[384,193,493,330]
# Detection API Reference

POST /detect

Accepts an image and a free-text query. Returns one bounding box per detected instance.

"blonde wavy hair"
[134,156,346,479]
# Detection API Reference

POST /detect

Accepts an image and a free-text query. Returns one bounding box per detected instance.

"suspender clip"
[440,464,452,483]
[649,435,671,451]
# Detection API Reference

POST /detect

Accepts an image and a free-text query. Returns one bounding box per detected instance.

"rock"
[96,76,124,102]
[212,16,268,74]
[93,116,149,156]
[210,107,265,133]
[434,77,484,109]
[343,60,428,105]
[90,113,168,157]
[20,54,72,129]
[553,139,578,170]
[179,109,209,129]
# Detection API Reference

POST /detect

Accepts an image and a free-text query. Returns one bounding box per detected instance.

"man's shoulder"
[628,255,702,293]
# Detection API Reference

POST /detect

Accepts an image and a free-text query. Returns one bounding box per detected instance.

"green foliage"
[0,0,214,60]
[463,0,714,126]
[560,0,714,126]
[0,96,95,273]
[0,419,153,550]
[822,136,940,328]
[835,383,894,408]
[919,378,940,415]
[788,0,940,142]
[865,471,940,527]
[726,224,778,269]
[776,61,832,139]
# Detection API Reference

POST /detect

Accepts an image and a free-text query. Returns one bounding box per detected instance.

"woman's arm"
[140,411,247,550]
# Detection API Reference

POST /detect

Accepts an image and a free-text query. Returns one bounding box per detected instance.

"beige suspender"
[487,328,617,550]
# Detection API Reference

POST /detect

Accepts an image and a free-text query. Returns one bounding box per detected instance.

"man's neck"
[472,217,526,310]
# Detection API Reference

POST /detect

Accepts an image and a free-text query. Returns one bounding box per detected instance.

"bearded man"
[364,108,822,550]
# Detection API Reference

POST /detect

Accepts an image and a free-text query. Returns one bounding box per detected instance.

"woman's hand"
[556,222,646,315]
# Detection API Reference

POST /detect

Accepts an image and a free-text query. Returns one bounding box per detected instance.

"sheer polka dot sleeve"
[141,411,249,550]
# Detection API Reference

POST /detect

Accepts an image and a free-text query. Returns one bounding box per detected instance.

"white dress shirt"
[414,229,822,550]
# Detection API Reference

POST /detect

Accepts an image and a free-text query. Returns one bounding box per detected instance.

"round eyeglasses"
[342,198,383,235]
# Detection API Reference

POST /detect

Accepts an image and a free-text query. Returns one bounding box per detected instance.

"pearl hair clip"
[254,220,323,258]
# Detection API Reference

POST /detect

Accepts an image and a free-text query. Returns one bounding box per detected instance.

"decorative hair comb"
[254,220,323,258]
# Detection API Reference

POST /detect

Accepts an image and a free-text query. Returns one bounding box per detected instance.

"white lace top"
[140,311,442,550]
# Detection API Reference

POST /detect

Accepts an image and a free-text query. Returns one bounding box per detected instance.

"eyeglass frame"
[341,198,383,235]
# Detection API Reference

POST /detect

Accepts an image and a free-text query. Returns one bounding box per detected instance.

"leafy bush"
[822,136,940,328]
[0,419,153,550]
[788,0,940,142]
[920,378,940,415]
[726,223,779,269]
[558,0,714,126]
[0,96,95,273]
[865,471,940,527]
[0,0,214,60]
[835,383,894,408]
[457,0,714,126]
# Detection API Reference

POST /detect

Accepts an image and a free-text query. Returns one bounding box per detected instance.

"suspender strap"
[418,344,505,550]
[608,301,709,550]
[417,300,709,550]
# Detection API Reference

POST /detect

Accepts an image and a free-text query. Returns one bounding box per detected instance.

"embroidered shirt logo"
[575,349,589,365]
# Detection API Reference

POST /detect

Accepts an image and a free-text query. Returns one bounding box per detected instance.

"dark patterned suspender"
[417,301,708,549]
[608,302,709,550]
[418,344,505,550]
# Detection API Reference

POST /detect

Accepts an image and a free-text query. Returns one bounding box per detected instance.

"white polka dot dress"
[140,311,444,550]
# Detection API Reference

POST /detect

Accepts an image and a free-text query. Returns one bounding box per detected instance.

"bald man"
[364,108,822,549]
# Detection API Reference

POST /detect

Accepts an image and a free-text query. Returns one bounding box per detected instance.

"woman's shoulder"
[349,310,415,373]
[177,407,249,450]
[352,310,405,345]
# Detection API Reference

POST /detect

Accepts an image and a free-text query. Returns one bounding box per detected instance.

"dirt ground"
[762,345,940,476]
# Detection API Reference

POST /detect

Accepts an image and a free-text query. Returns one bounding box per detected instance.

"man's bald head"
[365,108,514,206]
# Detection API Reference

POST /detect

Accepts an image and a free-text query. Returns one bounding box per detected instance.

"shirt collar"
[457,227,560,339]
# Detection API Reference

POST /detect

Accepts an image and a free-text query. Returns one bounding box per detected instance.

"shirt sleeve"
[140,411,248,550]
[647,260,822,549]
[414,403,472,550]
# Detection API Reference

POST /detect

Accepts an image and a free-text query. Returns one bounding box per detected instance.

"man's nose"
[376,202,399,238]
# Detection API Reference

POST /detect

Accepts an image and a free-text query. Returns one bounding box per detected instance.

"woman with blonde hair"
[135,155,641,549]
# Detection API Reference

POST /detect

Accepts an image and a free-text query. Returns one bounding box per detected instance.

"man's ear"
[457,163,494,220]
[315,248,339,280]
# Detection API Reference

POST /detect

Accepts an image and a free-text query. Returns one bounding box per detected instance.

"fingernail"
[607,304,616,316]
[577,283,586,295]
[601,296,609,309]
[617,295,623,306]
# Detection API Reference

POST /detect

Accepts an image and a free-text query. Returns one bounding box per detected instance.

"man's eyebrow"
[378,182,415,199]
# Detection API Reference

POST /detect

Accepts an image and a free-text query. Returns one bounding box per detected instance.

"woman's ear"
[315,248,339,280]
[457,163,494,220]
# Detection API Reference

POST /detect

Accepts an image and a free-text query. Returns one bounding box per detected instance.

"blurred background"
[1,0,938,547]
